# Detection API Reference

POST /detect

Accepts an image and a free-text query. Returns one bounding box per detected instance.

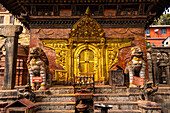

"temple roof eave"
[0,0,169,29]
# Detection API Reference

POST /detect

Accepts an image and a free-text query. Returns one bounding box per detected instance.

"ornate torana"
[69,7,105,42]
[40,7,134,82]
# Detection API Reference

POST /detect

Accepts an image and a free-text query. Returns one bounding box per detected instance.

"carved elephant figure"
[124,46,146,87]
[27,47,50,90]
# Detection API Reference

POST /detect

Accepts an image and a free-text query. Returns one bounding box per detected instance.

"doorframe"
[73,44,101,81]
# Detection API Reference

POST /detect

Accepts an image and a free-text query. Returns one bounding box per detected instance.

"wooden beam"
[6,0,15,4]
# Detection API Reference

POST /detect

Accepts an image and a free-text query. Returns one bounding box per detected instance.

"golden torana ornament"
[69,6,105,41]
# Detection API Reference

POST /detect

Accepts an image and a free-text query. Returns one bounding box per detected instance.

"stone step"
[93,94,140,101]
[94,110,142,113]
[36,94,75,102]
[36,102,75,110]
[0,86,168,97]
[0,89,22,97]
[34,90,52,96]
[0,96,18,103]
[158,86,170,92]
[0,86,169,96]
[49,86,74,94]
[36,110,75,113]
[155,92,170,103]
[95,85,128,94]
[94,101,139,110]
[32,93,141,103]
[49,85,139,94]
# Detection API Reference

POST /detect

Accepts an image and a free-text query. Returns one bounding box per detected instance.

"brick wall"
[59,9,71,16]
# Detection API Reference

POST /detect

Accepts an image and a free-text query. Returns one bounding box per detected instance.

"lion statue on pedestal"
[27,47,51,90]
[124,46,146,87]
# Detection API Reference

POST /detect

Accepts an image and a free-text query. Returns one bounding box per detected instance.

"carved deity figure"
[27,47,49,90]
[140,81,159,101]
[124,46,146,87]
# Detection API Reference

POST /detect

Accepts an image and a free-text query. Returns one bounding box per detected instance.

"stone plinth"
[0,25,23,89]
[138,100,162,113]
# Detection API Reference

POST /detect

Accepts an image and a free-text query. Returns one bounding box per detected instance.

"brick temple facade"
[0,1,170,113]
[0,0,169,84]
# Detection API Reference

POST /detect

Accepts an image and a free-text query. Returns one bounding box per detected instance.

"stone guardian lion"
[124,46,146,87]
[27,47,49,90]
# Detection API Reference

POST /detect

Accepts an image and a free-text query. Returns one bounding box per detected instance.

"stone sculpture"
[124,46,146,87]
[27,47,49,90]
[140,81,159,101]
[17,86,36,102]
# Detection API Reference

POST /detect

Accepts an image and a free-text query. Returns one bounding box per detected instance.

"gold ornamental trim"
[114,28,141,35]
[34,28,54,35]
[69,7,105,41]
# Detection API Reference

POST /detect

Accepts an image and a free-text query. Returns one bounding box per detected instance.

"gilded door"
[79,49,94,74]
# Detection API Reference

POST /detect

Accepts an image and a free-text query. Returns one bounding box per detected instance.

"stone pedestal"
[138,100,162,113]
[0,25,23,89]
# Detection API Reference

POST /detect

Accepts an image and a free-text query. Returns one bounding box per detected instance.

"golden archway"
[73,44,101,81]
[69,7,105,81]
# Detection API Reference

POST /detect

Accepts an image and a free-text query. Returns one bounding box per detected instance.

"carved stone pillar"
[167,53,170,85]
[0,25,23,89]
[151,52,158,86]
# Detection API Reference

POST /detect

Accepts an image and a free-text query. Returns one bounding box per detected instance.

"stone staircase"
[35,85,142,113]
[35,86,75,113]
[93,86,141,113]
[0,85,170,113]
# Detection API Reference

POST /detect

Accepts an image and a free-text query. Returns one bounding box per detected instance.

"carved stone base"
[138,100,162,113]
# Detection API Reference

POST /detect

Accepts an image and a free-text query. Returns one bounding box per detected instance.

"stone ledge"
[36,94,76,97]
[137,100,162,110]
[36,110,75,113]
[94,101,138,105]
[36,101,76,106]
[93,94,129,96]
[94,109,142,113]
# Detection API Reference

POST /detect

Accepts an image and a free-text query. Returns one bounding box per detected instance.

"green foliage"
[145,38,152,49]
[152,14,170,25]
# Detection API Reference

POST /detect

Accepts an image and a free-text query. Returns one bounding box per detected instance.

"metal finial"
[85,6,90,16]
